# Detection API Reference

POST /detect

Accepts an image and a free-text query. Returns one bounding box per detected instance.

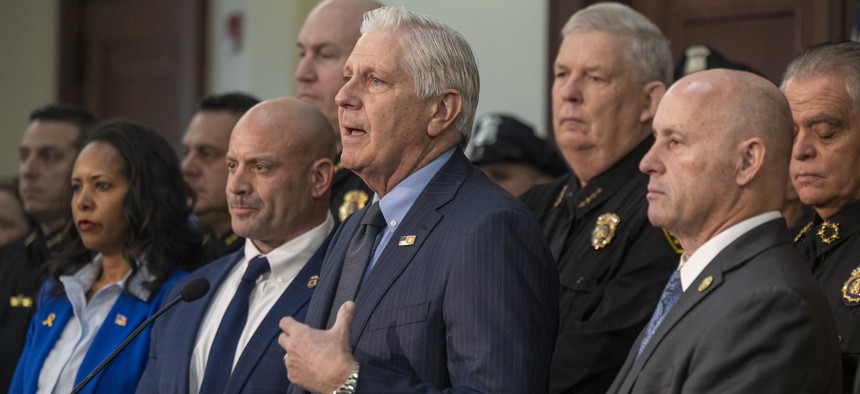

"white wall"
[208,0,550,136]
[386,1,549,137]
[0,0,550,177]
[0,1,59,178]
[208,0,317,100]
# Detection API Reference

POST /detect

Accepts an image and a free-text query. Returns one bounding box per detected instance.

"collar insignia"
[553,185,569,208]
[578,187,603,209]
[818,221,839,244]
[794,222,813,243]
[9,294,33,308]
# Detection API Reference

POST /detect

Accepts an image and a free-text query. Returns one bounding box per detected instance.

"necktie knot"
[243,255,270,282]
[362,201,386,228]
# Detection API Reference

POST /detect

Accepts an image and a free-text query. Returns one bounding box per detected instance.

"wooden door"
[59,0,205,151]
[547,0,857,84]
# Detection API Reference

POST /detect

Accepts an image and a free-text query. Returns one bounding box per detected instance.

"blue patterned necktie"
[199,255,270,393]
[637,270,683,358]
[327,202,386,329]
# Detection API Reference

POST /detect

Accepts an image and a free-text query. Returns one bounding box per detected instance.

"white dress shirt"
[188,214,334,394]
[678,211,781,291]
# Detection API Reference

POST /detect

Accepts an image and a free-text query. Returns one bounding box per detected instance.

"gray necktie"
[327,202,386,328]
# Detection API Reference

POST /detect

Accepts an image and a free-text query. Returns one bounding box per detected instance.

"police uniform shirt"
[200,229,243,265]
[0,227,65,392]
[520,136,680,394]
[794,198,860,392]
[330,159,373,224]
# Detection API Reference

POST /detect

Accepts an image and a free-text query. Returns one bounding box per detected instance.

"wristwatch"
[333,361,360,394]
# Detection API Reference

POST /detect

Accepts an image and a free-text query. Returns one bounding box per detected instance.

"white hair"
[562,2,673,86]
[361,6,480,147]
[781,41,860,106]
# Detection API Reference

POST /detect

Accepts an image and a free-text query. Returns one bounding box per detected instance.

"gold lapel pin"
[115,313,128,327]
[307,275,319,288]
[42,313,56,327]
[698,276,713,292]
[398,235,416,246]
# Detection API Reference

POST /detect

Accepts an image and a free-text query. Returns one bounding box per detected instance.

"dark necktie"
[637,270,682,358]
[327,202,386,328]
[199,255,270,393]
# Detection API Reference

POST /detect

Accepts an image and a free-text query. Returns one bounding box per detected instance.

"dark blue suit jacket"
[290,150,559,393]
[10,272,185,394]
[137,233,331,394]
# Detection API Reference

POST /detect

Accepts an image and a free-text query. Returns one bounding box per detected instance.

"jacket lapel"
[225,233,332,392]
[620,219,788,391]
[304,220,358,330]
[348,151,470,347]
[172,251,244,389]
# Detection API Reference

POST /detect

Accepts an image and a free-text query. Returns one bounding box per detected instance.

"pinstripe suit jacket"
[289,150,559,393]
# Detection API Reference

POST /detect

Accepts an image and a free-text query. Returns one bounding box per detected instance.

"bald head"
[296,0,382,149]
[227,97,336,252]
[237,97,337,161]
[641,69,794,253]
[669,69,793,175]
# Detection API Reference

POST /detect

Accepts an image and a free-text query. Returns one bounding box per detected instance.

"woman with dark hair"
[10,120,202,394]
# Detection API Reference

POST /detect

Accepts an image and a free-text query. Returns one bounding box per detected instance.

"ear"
[735,138,765,186]
[427,89,462,138]
[639,81,667,123]
[309,157,335,199]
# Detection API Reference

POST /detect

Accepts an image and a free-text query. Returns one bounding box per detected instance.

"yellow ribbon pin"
[42,313,56,327]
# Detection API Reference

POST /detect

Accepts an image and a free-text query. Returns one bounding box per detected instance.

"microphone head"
[180,278,210,302]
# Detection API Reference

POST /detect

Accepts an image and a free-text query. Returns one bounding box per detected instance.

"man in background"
[0,104,94,392]
[519,4,680,392]
[182,92,260,261]
[295,0,379,222]
[466,113,567,196]
[782,40,860,392]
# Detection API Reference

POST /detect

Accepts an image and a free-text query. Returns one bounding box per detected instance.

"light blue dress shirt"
[37,256,151,394]
[363,148,454,280]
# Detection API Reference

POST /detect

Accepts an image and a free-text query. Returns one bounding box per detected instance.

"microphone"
[71,277,210,394]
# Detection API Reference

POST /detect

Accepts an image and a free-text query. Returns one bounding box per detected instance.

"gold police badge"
[339,190,369,222]
[591,213,620,250]
[842,268,860,306]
